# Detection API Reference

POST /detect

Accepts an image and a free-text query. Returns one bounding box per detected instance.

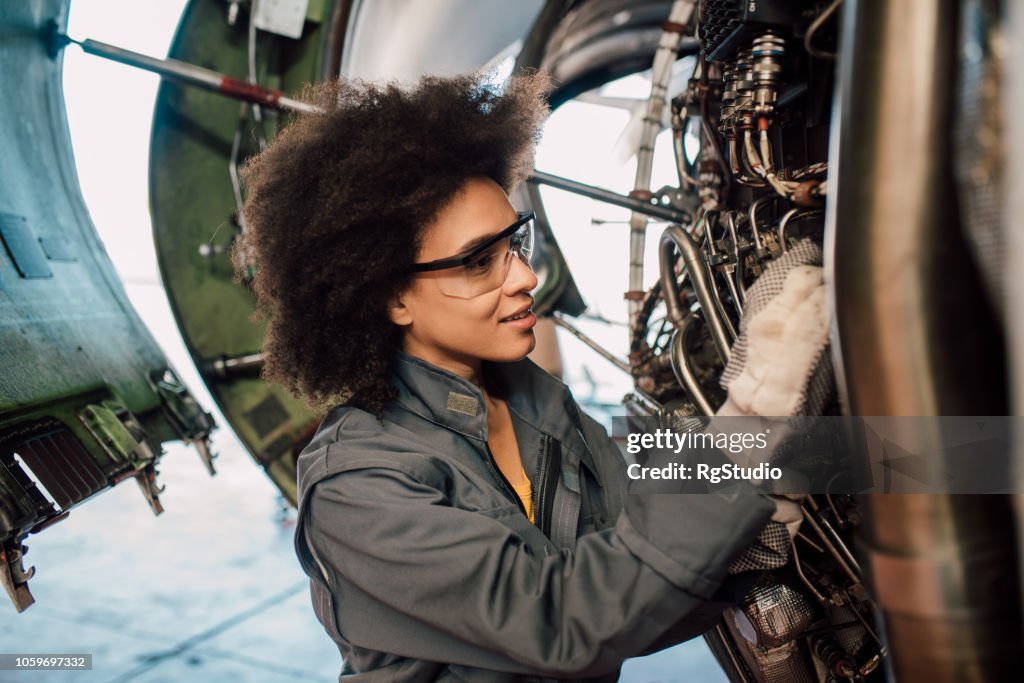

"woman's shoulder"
[296,403,451,496]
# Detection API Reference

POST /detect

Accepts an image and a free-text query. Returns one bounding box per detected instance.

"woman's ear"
[388,291,414,326]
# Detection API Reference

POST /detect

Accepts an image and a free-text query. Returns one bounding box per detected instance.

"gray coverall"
[294,351,775,681]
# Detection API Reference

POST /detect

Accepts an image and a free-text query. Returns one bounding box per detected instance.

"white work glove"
[711,239,831,573]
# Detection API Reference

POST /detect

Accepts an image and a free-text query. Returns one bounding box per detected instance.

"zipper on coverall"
[533,435,560,537]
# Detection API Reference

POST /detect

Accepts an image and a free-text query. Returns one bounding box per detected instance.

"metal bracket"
[0,539,35,612]
[78,401,145,463]
[151,369,218,475]
[79,400,165,515]
[131,463,165,516]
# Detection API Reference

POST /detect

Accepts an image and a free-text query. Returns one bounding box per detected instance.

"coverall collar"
[391,351,491,441]
[390,351,597,476]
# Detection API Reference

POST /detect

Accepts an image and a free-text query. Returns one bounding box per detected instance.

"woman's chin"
[484,333,536,363]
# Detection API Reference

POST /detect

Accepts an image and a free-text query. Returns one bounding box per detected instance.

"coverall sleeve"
[305,463,774,678]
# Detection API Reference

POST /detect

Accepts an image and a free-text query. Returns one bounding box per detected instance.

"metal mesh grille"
[700,0,741,58]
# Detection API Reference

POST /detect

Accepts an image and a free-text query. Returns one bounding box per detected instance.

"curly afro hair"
[232,72,551,416]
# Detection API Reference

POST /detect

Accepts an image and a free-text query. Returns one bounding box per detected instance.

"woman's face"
[389,176,539,379]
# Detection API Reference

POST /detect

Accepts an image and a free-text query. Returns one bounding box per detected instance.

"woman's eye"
[465,252,496,272]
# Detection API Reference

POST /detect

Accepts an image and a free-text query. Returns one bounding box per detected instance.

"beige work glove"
[710,239,831,573]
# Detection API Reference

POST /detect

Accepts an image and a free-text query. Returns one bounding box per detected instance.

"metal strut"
[46,21,318,114]
[528,171,690,224]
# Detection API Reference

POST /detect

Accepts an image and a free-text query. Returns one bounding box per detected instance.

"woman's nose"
[505,253,539,294]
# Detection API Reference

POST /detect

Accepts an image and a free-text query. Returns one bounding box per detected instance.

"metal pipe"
[527,170,689,224]
[698,212,739,342]
[660,225,731,364]
[670,102,700,190]
[747,195,777,252]
[229,102,249,229]
[53,30,319,114]
[800,507,860,585]
[724,212,747,306]
[790,538,828,604]
[778,207,800,252]
[850,602,884,648]
[658,231,689,327]
[796,530,825,554]
[815,510,863,575]
[805,0,844,59]
[206,353,265,379]
[778,208,824,253]
[669,320,714,415]
[247,0,268,149]
[551,313,630,374]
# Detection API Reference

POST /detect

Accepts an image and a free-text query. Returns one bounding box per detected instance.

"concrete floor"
[0,283,727,683]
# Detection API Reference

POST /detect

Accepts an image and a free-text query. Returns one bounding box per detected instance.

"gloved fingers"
[768,494,804,541]
[718,256,831,418]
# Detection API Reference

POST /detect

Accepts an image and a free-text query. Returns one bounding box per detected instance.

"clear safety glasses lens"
[433,219,534,299]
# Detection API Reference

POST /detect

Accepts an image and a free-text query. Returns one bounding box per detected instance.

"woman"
[233,72,780,681]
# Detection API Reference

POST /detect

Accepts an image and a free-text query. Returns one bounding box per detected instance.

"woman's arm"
[305,464,773,678]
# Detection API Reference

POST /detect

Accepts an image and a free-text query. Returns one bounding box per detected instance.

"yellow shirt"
[510,470,535,524]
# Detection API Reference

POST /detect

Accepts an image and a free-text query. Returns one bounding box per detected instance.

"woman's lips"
[500,310,537,330]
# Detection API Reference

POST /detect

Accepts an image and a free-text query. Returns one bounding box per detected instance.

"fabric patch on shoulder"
[446,392,479,416]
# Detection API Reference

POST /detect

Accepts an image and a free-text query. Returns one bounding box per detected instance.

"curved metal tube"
[747,195,779,251]
[790,538,827,604]
[671,102,700,190]
[659,225,731,365]
[778,208,824,253]
[778,207,800,252]
[658,239,689,328]
[670,318,714,415]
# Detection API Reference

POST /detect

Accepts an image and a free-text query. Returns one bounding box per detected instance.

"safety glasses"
[409,211,535,299]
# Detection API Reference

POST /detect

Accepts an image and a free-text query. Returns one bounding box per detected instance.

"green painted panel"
[150,0,330,503]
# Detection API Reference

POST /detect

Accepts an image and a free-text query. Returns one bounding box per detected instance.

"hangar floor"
[1,282,725,682]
